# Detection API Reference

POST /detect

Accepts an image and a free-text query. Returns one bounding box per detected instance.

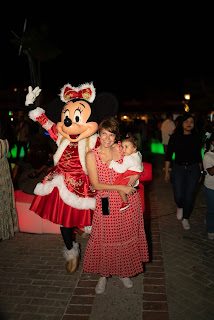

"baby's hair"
[121,132,140,150]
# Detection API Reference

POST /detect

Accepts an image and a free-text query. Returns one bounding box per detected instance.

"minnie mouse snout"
[64,116,72,127]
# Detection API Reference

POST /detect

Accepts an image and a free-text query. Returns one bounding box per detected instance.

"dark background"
[2,9,214,110]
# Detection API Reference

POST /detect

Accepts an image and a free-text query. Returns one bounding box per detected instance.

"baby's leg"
[118,190,128,203]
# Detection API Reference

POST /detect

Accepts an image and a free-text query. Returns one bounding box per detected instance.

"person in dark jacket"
[164,113,203,230]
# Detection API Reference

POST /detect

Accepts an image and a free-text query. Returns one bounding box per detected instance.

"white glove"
[25,86,42,106]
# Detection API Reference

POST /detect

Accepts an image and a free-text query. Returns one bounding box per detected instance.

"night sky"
[2,12,214,105]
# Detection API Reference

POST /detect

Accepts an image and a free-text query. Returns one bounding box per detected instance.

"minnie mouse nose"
[64,116,72,127]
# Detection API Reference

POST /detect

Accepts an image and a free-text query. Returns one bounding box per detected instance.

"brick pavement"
[151,154,214,320]
[0,154,214,319]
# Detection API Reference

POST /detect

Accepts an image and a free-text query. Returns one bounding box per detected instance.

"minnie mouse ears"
[88,92,119,124]
[60,82,96,103]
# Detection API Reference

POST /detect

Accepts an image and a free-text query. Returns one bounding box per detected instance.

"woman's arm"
[86,151,136,195]
[165,135,174,162]
[164,161,171,182]
[164,135,175,182]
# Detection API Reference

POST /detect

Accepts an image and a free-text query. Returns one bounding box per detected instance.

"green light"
[9,145,25,158]
[150,140,175,159]
[10,145,17,158]
[11,163,16,170]
[20,147,25,158]
[151,140,164,154]
[150,140,204,160]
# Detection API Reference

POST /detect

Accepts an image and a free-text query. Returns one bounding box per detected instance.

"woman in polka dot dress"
[83,117,149,294]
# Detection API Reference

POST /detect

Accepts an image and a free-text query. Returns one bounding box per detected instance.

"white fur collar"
[78,134,98,174]
[53,133,98,173]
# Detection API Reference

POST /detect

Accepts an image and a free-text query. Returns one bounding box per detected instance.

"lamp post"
[184,94,190,112]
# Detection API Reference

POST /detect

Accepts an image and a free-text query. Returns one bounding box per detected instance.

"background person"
[164,113,203,230]
[0,117,19,240]
[161,112,176,155]
[203,132,214,240]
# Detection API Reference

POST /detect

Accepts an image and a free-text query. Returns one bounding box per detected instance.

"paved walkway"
[152,156,214,320]
[0,154,214,320]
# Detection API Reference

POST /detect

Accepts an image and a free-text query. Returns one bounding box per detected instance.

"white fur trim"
[89,133,98,150]
[78,134,98,174]
[28,107,45,121]
[34,174,96,210]
[56,133,63,147]
[63,243,79,261]
[53,138,70,165]
[59,82,96,103]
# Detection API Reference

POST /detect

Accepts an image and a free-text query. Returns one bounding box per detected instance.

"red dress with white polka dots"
[83,143,149,278]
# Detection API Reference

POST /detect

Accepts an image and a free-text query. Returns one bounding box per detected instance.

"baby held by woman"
[108,133,143,211]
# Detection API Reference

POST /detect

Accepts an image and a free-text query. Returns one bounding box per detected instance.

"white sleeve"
[109,156,133,173]
[203,154,213,170]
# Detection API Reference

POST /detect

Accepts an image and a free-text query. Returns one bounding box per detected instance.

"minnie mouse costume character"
[25,83,99,274]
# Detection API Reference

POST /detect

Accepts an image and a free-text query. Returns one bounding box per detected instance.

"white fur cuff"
[63,243,79,261]
[29,107,45,121]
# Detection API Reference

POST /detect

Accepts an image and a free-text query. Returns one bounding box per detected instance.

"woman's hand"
[198,173,204,183]
[120,185,136,195]
[126,174,140,187]
[164,171,170,182]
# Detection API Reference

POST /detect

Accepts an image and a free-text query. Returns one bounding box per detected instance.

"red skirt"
[30,187,93,228]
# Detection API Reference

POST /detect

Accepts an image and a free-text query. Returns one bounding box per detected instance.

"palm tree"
[11,18,61,104]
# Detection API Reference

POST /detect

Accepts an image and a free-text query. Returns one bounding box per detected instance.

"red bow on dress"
[64,87,92,101]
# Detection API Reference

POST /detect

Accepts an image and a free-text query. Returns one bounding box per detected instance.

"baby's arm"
[109,156,133,173]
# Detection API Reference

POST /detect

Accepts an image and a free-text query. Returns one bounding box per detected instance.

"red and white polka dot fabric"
[83,144,149,277]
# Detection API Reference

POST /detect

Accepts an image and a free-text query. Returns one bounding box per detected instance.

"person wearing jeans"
[203,132,214,240]
[170,163,201,220]
[164,113,203,230]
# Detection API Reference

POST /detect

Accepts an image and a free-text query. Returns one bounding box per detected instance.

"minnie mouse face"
[56,99,98,142]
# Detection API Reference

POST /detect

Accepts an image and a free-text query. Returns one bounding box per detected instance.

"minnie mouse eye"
[64,110,70,119]
[74,109,82,123]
